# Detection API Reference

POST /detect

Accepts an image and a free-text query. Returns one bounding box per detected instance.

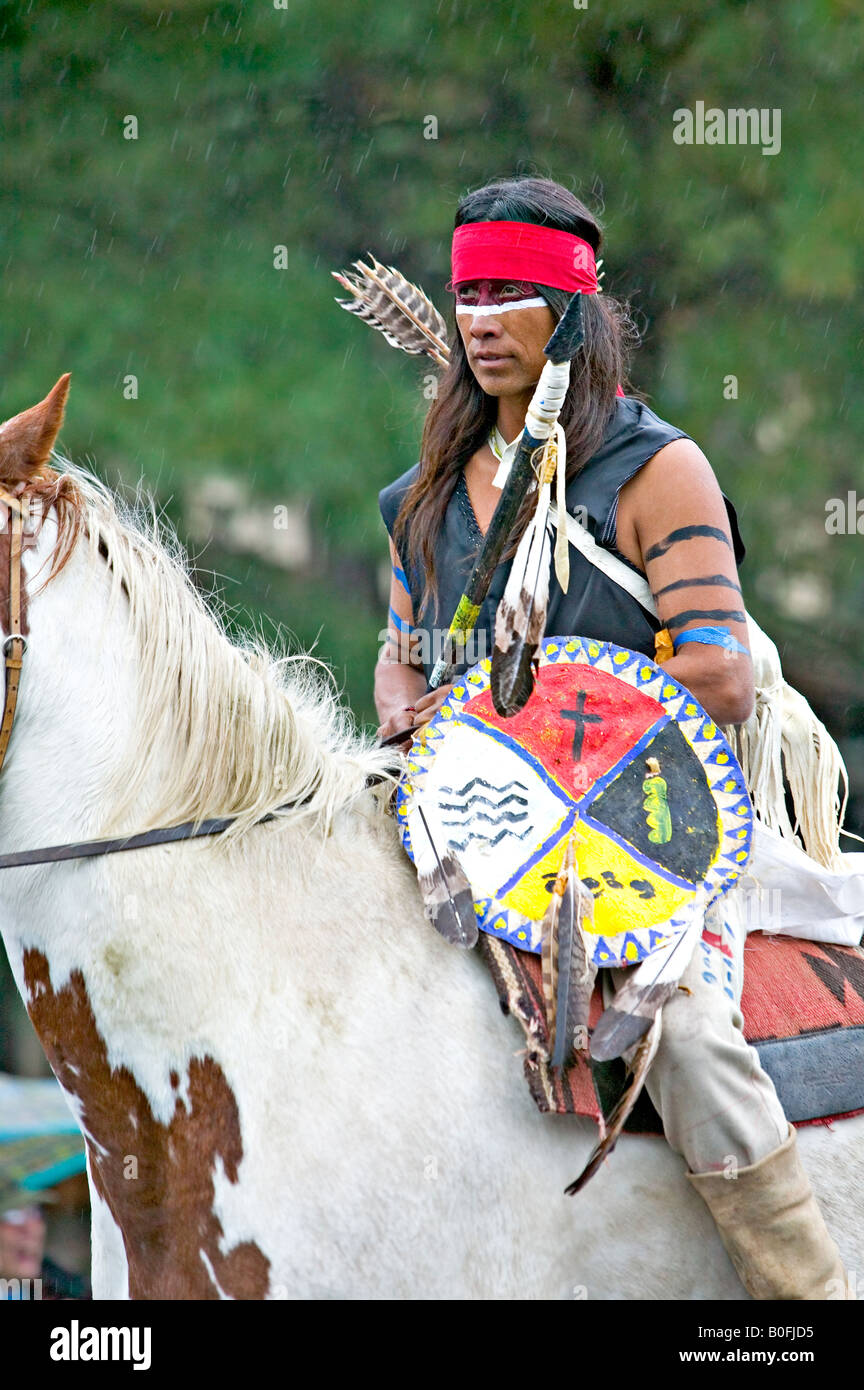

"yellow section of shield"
[499,817,693,941]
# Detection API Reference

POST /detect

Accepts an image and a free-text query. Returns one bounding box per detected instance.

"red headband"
[451,220,599,294]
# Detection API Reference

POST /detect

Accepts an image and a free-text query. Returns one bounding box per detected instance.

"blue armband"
[389,606,415,635]
[672,625,750,656]
[392,563,411,598]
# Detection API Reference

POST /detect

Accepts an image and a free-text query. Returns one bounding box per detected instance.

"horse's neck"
[0,525,160,855]
[0,517,499,1116]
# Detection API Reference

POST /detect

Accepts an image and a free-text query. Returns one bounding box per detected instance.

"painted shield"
[395,636,754,968]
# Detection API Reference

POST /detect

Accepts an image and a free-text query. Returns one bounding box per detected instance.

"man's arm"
[621,438,754,727]
[374,538,428,741]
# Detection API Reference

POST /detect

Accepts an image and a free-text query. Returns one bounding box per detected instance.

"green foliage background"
[1,0,862,819]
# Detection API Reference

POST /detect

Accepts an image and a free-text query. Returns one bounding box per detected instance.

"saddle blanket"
[480,929,864,1131]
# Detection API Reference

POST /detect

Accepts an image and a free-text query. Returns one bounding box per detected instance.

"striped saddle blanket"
[480,929,864,1130]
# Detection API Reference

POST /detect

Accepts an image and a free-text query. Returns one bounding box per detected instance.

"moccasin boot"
[686,1124,850,1300]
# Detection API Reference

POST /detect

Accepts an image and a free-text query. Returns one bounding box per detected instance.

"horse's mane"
[42,451,396,844]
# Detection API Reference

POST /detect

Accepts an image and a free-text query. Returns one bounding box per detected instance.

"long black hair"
[393,176,639,619]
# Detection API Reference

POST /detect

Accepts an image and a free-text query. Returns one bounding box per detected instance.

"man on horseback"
[374,175,847,1301]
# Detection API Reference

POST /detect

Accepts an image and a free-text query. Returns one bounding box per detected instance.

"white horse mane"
[44,450,396,844]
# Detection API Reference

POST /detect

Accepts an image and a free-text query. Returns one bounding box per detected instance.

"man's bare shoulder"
[617,438,726,552]
[623,436,719,501]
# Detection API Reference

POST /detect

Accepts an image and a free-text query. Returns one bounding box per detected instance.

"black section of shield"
[586,720,720,883]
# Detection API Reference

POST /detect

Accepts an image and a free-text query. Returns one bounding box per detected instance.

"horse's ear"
[0,373,71,482]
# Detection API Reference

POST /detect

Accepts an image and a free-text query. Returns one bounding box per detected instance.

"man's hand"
[376,707,418,747]
[375,683,455,746]
[410,683,454,727]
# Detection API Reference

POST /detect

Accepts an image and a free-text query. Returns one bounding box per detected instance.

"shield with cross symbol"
[396,636,754,967]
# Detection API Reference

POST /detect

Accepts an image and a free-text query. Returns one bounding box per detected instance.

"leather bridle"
[0,484,27,780]
[0,484,398,870]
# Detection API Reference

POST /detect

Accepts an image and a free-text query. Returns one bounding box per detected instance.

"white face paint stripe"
[455,297,547,317]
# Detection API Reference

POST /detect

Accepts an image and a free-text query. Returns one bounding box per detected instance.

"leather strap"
[0,487,26,778]
[0,772,395,871]
[547,501,658,615]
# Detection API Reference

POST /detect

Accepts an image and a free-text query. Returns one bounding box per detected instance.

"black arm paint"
[663,607,747,632]
[644,525,732,563]
[654,574,742,598]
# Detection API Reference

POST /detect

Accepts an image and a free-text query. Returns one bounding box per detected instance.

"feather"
[490,443,556,717]
[565,1016,662,1195]
[589,901,706,1062]
[490,515,550,715]
[332,255,450,368]
[540,886,560,1036]
[414,806,478,948]
[540,833,596,1069]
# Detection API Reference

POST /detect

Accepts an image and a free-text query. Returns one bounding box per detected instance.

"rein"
[0,483,397,870]
[0,781,394,871]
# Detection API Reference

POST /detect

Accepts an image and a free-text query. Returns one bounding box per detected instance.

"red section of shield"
[463,662,667,801]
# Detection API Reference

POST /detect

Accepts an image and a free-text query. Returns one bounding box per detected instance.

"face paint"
[456,297,548,317]
[453,279,545,318]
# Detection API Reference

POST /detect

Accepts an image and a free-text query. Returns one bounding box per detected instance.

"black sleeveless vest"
[378,396,745,684]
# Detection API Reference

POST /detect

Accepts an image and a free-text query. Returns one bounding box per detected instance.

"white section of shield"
[405,719,566,901]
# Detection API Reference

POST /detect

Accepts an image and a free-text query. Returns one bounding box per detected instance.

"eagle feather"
[540,833,596,1070]
[565,1017,662,1195]
[332,256,449,368]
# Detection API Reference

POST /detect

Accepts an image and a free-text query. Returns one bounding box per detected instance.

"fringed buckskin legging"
[605,886,789,1174]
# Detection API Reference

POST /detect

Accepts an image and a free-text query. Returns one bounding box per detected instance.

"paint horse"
[0,376,861,1300]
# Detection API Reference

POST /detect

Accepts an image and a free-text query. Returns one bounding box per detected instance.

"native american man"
[374,175,846,1300]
